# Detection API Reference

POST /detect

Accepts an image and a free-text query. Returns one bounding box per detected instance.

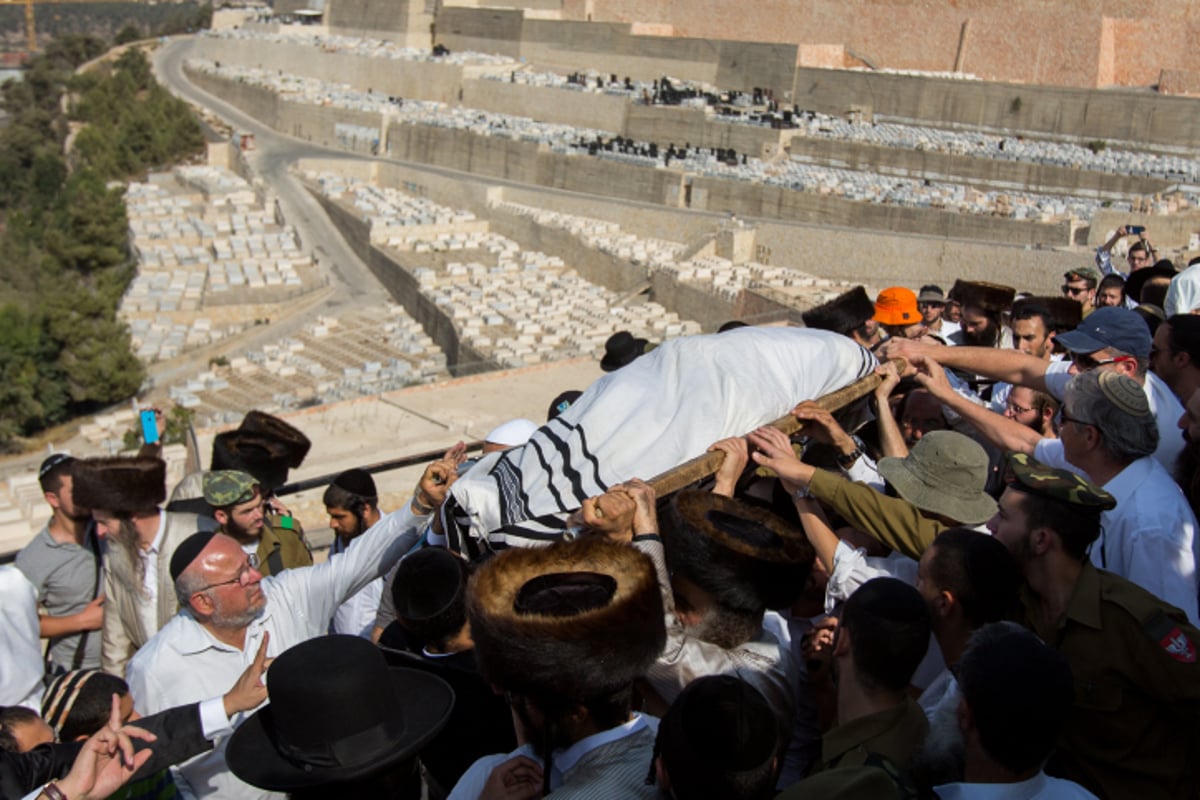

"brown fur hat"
[801,287,876,336]
[951,280,1016,314]
[663,491,814,613]
[238,411,311,468]
[467,536,665,704]
[1012,296,1083,333]
[211,432,292,491]
[72,457,166,513]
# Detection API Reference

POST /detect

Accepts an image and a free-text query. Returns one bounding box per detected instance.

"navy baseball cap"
[1052,306,1151,359]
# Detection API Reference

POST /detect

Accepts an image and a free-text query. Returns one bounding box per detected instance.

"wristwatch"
[835,436,865,469]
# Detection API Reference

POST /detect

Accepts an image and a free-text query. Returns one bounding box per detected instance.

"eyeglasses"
[1061,284,1091,297]
[193,554,260,594]
[1070,352,1136,370]
[1005,402,1035,416]
[917,302,944,309]
[1059,412,1093,429]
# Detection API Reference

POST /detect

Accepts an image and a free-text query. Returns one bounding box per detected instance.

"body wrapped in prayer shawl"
[444,327,876,554]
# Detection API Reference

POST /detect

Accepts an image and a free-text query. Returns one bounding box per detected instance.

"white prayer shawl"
[445,327,876,552]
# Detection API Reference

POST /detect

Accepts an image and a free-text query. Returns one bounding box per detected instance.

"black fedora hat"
[600,330,650,372]
[1124,263,1177,305]
[226,635,454,791]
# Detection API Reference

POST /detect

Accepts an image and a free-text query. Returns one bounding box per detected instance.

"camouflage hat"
[1004,453,1116,510]
[203,470,260,508]
[1063,267,1100,285]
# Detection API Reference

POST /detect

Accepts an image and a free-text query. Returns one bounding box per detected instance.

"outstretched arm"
[910,353,1043,455]
[879,338,1050,393]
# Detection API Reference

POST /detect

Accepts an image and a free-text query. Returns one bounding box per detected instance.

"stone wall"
[790,68,1200,150]
[558,0,1200,90]
[309,188,499,375]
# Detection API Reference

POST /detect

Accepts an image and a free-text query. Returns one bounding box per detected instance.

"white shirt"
[0,565,45,710]
[1043,361,1184,472]
[137,512,169,638]
[126,503,429,800]
[448,714,655,800]
[936,771,1099,799]
[329,532,384,638]
[1035,440,1199,624]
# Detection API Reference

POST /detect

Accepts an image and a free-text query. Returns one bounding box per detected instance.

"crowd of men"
[3,227,1200,800]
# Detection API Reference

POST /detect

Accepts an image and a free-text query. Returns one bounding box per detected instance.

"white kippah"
[485,418,538,447]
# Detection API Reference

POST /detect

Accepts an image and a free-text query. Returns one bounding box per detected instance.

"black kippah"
[170,530,218,581]
[332,468,377,498]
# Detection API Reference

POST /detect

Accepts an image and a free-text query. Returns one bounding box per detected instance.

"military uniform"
[203,471,312,578]
[812,697,929,774]
[1006,454,1200,799]
[776,699,926,799]
[808,468,944,562]
[256,512,311,576]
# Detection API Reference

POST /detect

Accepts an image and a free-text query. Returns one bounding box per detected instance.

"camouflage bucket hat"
[203,470,260,508]
[1004,453,1116,510]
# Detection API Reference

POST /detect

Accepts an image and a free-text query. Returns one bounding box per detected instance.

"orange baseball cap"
[874,287,920,326]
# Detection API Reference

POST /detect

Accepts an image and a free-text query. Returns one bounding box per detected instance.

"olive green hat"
[1004,453,1116,510]
[876,431,997,525]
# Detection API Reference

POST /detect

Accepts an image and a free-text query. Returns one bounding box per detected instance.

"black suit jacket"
[0,701,211,799]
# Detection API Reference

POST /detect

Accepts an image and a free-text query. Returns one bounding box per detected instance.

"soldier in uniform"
[202,470,311,578]
[209,411,314,577]
[993,453,1200,799]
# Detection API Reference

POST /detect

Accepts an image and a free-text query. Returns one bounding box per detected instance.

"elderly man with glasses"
[881,306,1184,472]
[125,455,461,800]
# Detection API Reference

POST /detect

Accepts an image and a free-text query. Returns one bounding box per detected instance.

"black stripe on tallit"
[535,422,592,503]
[491,453,533,530]
[525,436,569,513]
[542,416,607,500]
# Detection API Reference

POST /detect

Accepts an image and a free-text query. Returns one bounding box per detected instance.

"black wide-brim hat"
[226,635,454,791]
[1124,264,1178,305]
[600,330,650,372]
[801,286,875,336]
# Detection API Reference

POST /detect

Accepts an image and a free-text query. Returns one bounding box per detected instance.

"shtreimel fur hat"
[72,456,166,513]
[801,286,876,336]
[468,536,665,704]
[951,280,1016,314]
[211,410,312,491]
[1012,296,1083,334]
[663,491,814,613]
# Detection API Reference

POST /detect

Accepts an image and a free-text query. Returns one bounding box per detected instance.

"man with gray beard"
[72,456,218,677]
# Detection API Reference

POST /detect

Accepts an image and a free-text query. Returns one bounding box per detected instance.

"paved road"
[145,37,390,392]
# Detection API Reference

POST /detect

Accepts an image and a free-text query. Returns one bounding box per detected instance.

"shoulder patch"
[1144,610,1198,664]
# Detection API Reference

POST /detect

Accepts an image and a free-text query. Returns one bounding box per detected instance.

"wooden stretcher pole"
[646,361,898,497]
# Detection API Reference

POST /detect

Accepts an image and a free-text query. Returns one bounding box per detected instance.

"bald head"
[174,533,265,628]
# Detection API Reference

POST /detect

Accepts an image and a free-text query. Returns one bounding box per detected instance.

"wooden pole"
[646,363,891,497]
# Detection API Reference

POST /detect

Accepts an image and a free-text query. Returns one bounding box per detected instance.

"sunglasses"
[1069,352,1136,370]
[1061,284,1091,297]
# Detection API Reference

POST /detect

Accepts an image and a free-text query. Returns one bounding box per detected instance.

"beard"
[210,595,266,629]
[1174,443,1200,519]
[960,319,999,347]
[111,517,149,590]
